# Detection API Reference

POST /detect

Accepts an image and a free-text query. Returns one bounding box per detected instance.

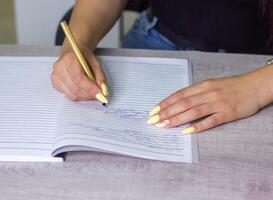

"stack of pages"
[0,56,198,163]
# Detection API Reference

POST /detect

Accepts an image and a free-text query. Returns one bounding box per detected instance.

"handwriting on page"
[53,56,193,162]
[0,56,195,163]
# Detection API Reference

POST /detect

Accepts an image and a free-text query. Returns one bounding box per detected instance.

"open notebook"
[0,56,198,163]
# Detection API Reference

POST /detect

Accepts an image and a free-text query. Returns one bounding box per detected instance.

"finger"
[51,73,63,93]
[157,80,216,111]
[164,103,215,128]
[52,53,101,100]
[55,73,95,101]
[51,73,77,101]
[72,73,101,98]
[182,112,225,134]
[65,61,101,97]
[87,54,109,96]
[53,55,80,92]
[57,67,97,100]
[59,67,81,95]
[158,92,213,121]
[87,54,107,85]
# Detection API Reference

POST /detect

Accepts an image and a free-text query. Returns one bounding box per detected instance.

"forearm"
[247,63,273,108]
[61,0,127,55]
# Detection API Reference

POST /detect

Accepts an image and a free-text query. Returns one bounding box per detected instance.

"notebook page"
[53,56,198,163]
[0,57,63,162]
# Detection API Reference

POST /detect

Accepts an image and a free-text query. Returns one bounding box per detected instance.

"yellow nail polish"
[149,105,160,116]
[146,115,160,125]
[155,120,169,128]
[182,126,195,135]
[96,93,108,104]
[101,83,109,96]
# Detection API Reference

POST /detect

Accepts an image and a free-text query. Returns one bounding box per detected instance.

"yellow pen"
[60,21,108,106]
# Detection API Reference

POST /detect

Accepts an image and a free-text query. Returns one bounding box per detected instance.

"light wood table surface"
[0,45,273,200]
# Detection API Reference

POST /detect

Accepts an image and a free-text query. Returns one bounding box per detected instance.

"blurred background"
[0,0,140,48]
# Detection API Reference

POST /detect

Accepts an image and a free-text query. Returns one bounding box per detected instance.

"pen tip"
[102,103,107,107]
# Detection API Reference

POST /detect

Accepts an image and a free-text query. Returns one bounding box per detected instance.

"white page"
[53,56,198,163]
[0,57,63,162]
[0,56,198,163]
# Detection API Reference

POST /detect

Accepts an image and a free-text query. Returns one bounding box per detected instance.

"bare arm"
[62,0,127,54]
[52,0,127,101]
[252,64,273,106]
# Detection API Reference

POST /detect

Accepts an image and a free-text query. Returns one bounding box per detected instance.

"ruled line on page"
[53,56,194,163]
[0,57,61,158]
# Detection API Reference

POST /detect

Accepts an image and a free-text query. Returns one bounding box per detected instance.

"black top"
[150,0,269,54]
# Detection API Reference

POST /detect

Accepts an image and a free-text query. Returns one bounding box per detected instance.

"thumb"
[87,53,109,96]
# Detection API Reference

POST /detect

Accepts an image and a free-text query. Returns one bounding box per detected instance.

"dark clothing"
[125,0,149,12]
[150,0,269,54]
[56,8,73,46]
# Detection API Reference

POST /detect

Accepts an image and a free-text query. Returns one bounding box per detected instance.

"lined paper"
[53,56,197,163]
[0,56,198,163]
[0,57,63,162]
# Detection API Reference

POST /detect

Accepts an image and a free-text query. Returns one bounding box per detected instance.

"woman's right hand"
[51,47,109,101]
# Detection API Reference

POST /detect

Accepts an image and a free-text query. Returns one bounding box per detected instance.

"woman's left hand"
[147,71,268,134]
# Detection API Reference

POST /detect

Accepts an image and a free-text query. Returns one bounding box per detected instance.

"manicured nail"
[101,83,109,96]
[96,93,109,104]
[149,105,160,116]
[146,115,160,125]
[182,126,195,135]
[155,120,169,128]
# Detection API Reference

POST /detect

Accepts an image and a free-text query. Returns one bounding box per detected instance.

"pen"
[60,21,108,106]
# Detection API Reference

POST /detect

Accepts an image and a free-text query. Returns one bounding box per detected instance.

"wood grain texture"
[0,45,272,200]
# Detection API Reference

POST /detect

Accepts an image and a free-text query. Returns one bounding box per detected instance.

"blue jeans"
[121,11,179,50]
[121,11,226,53]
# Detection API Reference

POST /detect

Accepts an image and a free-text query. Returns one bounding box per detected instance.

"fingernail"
[182,126,195,135]
[101,83,109,96]
[149,105,160,116]
[96,93,109,104]
[155,120,169,128]
[146,115,160,125]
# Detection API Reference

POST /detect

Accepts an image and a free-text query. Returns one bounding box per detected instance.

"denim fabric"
[121,11,227,53]
[121,11,179,50]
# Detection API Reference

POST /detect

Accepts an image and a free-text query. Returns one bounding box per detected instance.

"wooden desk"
[0,45,273,200]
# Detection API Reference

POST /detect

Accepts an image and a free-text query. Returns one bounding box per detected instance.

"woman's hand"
[51,47,109,101]
[147,70,271,134]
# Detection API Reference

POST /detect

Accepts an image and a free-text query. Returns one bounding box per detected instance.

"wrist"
[60,23,97,56]
[247,64,273,108]
[60,39,92,56]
